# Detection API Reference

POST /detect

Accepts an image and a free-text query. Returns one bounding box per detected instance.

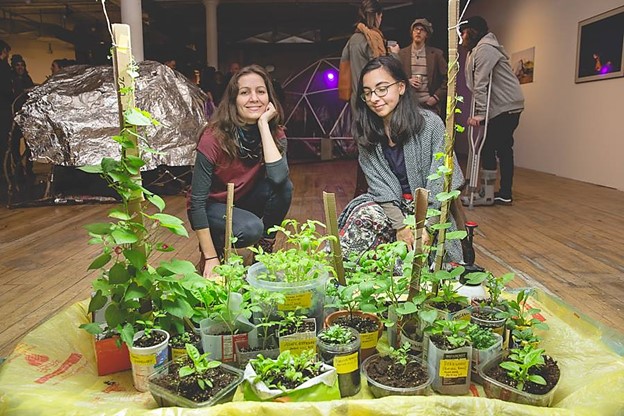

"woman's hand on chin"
[259,102,277,124]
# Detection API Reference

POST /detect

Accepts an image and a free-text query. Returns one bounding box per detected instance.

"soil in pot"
[331,315,378,334]
[279,320,316,336]
[134,331,168,348]
[484,355,560,395]
[364,354,429,389]
[150,359,241,405]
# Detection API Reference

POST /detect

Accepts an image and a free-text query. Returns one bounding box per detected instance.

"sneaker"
[494,193,513,205]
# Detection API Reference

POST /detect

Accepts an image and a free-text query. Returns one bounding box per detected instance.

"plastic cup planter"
[471,333,503,384]
[129,329,170,392]
[361,353,434,398]
[470,306,506,338]
[247,262,329,330]
[478,351,560,407]
[324,310,382,362]
[316,326,361,397]
[148,361,244,408]
[427,338,472,395]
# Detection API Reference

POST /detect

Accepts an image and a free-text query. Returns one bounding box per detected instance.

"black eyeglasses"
[360,81,400,102]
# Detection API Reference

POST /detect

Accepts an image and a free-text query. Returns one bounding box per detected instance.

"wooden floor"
[1,159,623,357]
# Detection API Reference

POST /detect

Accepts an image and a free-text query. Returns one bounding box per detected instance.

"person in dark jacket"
[187,64,292,278]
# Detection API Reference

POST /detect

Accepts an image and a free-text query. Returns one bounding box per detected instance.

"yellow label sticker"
[334,352,359,374]
[279,337,316,355]
[130,352,156,365]
[439,358,469,378]
[278,291,313,310]
[171,348,186,361]
[360,331,379,349]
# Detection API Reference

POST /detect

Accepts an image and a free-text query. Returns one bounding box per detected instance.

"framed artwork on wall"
[575,5,624,83]
[511,47,535,84]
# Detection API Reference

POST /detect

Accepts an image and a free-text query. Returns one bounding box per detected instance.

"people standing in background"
[50,58,76,76]
[337,56,464,262]
[10,55,34,98]
[224,61,241,86]
[398,18,448,117]
[0,40,13,197]
[187,65,293,278]
[460,16,524,206]
[340,0,399,198]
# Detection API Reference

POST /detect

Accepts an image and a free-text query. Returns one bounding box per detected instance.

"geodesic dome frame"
[282,57,356,161]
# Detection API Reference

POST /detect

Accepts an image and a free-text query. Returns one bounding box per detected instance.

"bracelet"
[204,255,219,261]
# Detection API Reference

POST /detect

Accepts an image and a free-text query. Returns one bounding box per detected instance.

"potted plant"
[127,314,170,392]
[169,330,202,361]
[77,55,200,383]
[324,272,383,361]
[248,219,336,329]
[316,325,361,397]
[242,349,341,402]
[422,266,472,321]
[466,323,503,384]
[425,319,473,395]
[497,288,549,349]
[277,310,317,355]
[478,344,561,407]
[361,342,433,398]
[197,254,257,363]
[466,271,514,338]
[148,343,244,408]
[235,288,285,368]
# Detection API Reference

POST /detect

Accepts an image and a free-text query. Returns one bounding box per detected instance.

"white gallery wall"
[465,0,624,190]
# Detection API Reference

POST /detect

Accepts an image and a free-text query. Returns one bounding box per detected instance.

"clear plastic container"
[361,353,433,398]
[147,361,244,408]
[478,351,560,407]
[247,262,329,330]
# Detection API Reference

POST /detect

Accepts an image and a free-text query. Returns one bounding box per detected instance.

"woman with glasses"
[338,56,464,262]
[188,64,293,278]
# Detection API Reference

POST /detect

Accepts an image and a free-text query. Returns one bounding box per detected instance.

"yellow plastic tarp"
[1,289,623,415]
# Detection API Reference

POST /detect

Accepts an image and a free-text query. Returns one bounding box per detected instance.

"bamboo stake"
[408,188,429,300]
[224,183,235,262]
[112,24,145,254]
[433,0,461,277]
[323,191,346,286]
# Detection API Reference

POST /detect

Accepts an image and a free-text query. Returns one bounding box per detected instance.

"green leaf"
[78,165,103,174]
[179,366,195,378]
[528,374,546,385]
[124,283,148,300]
[79,322,104,334]
[111,229,139,245]
[124,108,153,126]
[146,193,166,212]
[446,230,468,240]
[436,190,461,202]
[88,291,108,312]
[105,303,123,328]
[88,253,112,270]
[85,223,113,235]
[455,124,466,133]
[120,323,135,347]
[109,262,131,284]
[159,259,198,276]
[123,249,146,269]
[108,210,131,220]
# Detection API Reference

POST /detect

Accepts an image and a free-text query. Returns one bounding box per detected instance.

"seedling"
[250,349,323,391]
[497,289,549,332]
[178,344,222,390]
[318,325,354,345]
[466,323,498,350]
[427,319,471,349]
[499,344,547,392]
[387,342,414,366]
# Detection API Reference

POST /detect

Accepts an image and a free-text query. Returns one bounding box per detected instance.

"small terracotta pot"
[324,310,382,362]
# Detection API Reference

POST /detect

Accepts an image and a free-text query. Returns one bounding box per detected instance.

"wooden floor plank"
[1,159,623,357]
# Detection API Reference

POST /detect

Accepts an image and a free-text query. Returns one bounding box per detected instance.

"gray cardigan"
[339,111,465,262]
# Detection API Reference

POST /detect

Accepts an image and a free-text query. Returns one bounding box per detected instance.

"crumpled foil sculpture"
[16,60,206,170]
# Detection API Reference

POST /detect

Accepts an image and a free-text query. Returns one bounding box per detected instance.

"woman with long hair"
[188,64,293,278]
[338,56,464,262]
[341,0,399,197]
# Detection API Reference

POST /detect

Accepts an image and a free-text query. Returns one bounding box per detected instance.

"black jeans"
[201,177,293,254]
[482,111,521,198]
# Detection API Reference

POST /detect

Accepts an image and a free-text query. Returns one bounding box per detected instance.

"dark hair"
[358,0,383,28]
[459,16,489,45]
[0,40,10,54]
[354,56,425,149]
[207,64,284,159]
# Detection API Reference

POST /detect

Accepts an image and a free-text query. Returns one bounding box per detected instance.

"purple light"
[324,70,338,86]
